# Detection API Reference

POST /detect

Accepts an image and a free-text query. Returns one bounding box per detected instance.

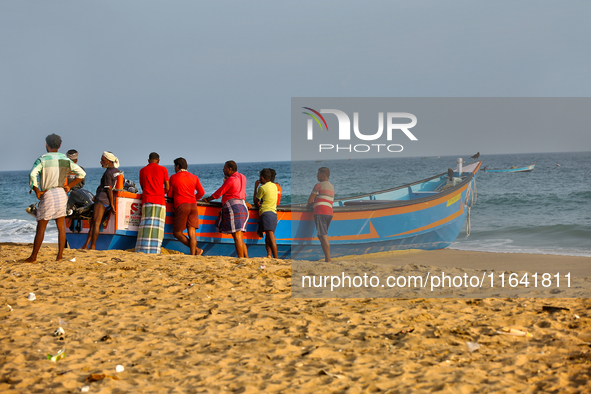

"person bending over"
[202,161,249,258]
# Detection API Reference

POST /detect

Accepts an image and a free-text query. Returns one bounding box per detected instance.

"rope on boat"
[465,178,477,237]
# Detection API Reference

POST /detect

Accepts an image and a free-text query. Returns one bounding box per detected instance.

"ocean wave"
[479,193,568,207]
[449,242,591,258]
[0,219,57,244]
[568,190,591,200]
[473,224,591,239]
[452,223,591,257]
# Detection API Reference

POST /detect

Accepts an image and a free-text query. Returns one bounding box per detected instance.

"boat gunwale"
[278,161,480,213]
[289,172,474,212]
[119,162,480,214]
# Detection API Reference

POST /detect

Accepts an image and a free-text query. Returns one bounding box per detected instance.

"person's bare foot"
[23,257,38,263]
[194,248,203,256]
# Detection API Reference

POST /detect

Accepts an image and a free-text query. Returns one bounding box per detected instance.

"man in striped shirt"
[26,134,86,263]
[307,167,334,262]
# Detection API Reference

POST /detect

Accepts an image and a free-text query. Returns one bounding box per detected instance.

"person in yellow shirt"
[253,168,278,258]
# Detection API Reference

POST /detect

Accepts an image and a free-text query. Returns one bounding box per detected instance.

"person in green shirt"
[253,168,278,258]
[26,134,86,262]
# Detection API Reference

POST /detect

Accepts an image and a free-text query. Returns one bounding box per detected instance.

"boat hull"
[66,162,480,260]
[65,203,467,259]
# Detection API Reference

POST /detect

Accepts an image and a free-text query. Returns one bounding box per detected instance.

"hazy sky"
[1,1,590,171]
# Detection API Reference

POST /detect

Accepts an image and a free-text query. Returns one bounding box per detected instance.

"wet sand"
[1,243,590,393]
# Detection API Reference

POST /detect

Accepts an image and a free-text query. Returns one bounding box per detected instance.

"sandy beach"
[1,243,590,393]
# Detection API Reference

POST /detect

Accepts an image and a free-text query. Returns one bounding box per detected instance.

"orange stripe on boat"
[387,206,464,237]
[282,221,380,242]
[196,232,261,240]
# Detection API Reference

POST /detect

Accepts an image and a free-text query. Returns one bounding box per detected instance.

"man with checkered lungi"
[202,160,250,258]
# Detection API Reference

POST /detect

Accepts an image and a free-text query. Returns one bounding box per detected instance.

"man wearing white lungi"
[26,134,86,262]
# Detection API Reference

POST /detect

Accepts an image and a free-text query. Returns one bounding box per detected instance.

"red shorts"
[173,203,199,232]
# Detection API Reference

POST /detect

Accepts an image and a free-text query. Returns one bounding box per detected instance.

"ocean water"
[1,152,590,257]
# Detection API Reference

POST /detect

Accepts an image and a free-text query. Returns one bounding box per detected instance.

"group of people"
[134,154,284,259]
[26,134,335,263]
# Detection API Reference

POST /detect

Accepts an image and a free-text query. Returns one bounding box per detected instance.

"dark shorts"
[173,203,199,232]
[257,211,277,237]
[314,214,332,237]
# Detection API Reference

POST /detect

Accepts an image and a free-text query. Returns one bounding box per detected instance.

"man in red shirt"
[135,152,170,254]
[169,157,205,256]
[203,160,249,258]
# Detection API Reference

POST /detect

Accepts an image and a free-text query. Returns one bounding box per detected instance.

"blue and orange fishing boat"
[65,160,481,260]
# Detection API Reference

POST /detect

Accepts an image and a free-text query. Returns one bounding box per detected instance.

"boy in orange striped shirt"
[307,167,334,262]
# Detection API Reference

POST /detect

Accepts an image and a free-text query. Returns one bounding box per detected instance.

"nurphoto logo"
[302,107,418,154]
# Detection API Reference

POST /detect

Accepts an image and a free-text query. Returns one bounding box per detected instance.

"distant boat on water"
[482,164,535,173]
